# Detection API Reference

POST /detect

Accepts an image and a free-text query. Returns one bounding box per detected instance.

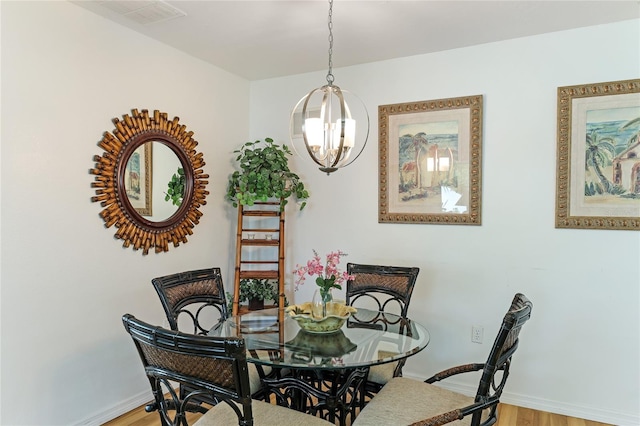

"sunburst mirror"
[90,109,209,254]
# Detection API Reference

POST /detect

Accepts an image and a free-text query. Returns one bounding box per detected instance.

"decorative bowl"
[286,302,357,334]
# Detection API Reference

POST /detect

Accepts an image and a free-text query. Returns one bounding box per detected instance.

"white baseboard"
[74,390,152,426]
[500,391,639,426]
[76,380,640,426]
[424,378,639,426]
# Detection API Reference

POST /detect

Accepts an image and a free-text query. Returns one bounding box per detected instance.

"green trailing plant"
[226,138,309,211]
[165,167,185,206]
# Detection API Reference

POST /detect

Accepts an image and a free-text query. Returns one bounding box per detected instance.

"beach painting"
[556,79,640,230]
[379,95,483,225]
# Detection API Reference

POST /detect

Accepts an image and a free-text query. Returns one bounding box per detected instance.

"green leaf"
[164,167,185,206]
[225,138,309,211]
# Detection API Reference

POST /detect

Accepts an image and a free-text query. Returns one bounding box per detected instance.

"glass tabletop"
[213,307,430,370]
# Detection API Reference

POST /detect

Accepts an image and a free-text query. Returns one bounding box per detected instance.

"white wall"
[1,1,249,424]
[250,20,640,425]
[1,2,638,424]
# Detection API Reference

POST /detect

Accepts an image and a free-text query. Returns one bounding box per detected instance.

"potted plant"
[227,279,278,311]
[226,137,309,211]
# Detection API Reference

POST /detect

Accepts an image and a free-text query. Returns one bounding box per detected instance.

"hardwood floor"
[496,405,612,426]
[103,402,613,426]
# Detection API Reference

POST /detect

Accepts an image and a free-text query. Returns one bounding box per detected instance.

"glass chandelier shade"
[289,0,369,175]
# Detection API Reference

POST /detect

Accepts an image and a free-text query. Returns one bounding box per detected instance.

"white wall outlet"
[472,325,483,343]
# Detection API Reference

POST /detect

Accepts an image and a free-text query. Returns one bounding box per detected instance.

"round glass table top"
[213,307,430,370]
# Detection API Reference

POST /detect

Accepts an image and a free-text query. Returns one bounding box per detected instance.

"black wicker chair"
[345,263,420,395]
[151,268,268,402]
[151,268,228,335]
[352,293,533,426]
[122,314,333,426]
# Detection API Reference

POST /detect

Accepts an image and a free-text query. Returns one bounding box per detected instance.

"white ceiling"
[72,1,640,81]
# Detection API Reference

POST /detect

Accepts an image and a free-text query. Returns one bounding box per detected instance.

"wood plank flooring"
[496,405,612,426]
[103,402,614,426]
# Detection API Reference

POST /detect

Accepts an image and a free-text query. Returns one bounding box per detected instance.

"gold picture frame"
[378,95,483,224]
[124,142,153,216]
[556,79,640,230]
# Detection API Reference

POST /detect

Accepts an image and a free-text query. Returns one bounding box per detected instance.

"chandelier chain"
[326,0,334,85]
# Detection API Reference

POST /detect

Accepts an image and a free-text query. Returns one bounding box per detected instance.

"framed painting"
[556,79,640,230]
[124,142,153,216]
[378,95,483,224]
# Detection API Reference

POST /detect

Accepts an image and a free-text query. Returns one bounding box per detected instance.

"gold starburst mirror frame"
[90,109,209,254]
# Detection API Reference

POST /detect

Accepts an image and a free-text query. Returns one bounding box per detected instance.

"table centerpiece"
[290,249,356,333]
[286,301,356,333]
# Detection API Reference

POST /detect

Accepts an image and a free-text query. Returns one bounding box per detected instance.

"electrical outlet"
[472,325,483,343]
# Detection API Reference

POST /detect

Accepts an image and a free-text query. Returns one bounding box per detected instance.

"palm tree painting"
[125,151,142,200]
[585,129,615,194]
[397,121,459,202]
[555,80,640,230]
[379,95,483,225]
[411,132,429,189]
[585,107,640,199]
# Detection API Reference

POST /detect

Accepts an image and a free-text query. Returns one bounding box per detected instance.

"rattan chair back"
[152,268,228,335]
[345,263,419,318]
[345,263,419,395]
[468,293,533,425]
[122,314,252,426]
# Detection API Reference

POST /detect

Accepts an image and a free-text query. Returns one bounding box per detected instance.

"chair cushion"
[248,350,280,395]
[248,363,267,394]
[353,377,475,426]
[194,399,334,425]
[367,361,397,386]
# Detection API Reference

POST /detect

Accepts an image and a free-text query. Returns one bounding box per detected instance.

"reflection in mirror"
[90,109,209,255]
[124,141,185,222]
[152,142,184,221]
[125,142,152,216]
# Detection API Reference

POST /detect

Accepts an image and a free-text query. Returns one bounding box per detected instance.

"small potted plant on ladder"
[226,279,279,311]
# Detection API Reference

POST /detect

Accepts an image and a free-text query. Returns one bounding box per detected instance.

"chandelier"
[290,0,369,175]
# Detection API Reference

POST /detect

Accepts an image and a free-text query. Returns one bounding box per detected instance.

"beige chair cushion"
[367,361,397,386]
[247,364,264,394]
[248,350,277,395]
[353,377,477,426]
[194,398,334,425]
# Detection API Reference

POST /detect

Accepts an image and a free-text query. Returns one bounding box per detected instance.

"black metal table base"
[263,366,368,426]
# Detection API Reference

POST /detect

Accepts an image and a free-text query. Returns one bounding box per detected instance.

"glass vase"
[312,288,333,318]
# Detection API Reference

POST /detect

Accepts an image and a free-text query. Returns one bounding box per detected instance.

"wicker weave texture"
[164,279,222,308]
[498,293,530,359]
[140,343,235,389]
[349,273,410,295]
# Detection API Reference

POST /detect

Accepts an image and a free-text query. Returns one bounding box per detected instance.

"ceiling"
[72,1,639,81]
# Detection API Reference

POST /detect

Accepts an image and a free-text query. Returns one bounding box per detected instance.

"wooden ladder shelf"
[232,201,285,318]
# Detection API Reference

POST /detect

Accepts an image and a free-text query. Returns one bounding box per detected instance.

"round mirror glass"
[124,141,184,222]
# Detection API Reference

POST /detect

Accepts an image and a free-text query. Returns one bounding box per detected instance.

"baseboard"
[420,378,639,426]
[76,379,640,426]
[74,390,152,426]
[500,391,639,426]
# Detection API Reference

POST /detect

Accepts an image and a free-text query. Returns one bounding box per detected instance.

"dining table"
[211,306,430,426]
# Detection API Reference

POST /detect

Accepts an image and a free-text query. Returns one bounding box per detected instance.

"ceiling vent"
[97,0,186,25]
